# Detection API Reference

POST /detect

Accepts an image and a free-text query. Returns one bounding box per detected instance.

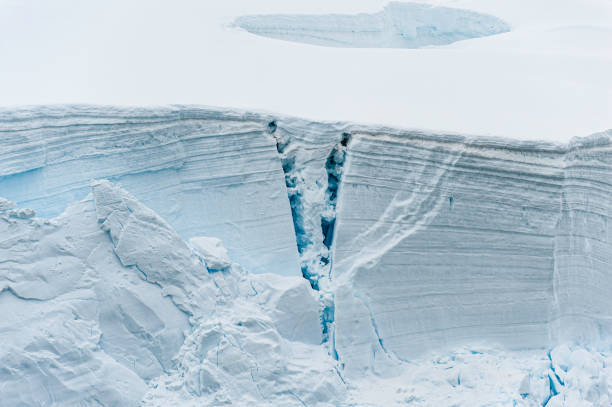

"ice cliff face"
[0,106,298,276]
[332,131,612,375]
[1,105,612,406]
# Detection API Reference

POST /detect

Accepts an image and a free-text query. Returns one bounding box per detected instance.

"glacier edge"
[1,105,612,406]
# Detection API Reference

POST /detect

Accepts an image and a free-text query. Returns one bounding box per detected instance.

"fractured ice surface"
[0,180,344,406]
[235,2,510,49]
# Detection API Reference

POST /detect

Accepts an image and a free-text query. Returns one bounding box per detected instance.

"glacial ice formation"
[235,2,510,48]
[332,130,612,374]
[1,105,612,406]
[0,106,299,276]
[0,179,343,406]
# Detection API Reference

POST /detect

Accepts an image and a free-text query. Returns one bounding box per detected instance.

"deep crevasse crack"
[270,120,352,349]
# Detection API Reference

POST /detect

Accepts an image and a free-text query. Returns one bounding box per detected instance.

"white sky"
[0,0,611,141]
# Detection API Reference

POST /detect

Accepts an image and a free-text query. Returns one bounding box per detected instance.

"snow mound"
[234,2,510,48]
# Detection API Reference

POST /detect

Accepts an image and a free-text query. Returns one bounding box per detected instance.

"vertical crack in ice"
[271,122,351,291]
[319,133,351,346]
[270,121,351,352]
[321,133,351,272]
[543,350,565,406]
[321,295,336,348]
[269,121,315,287]
[353,289,406,364]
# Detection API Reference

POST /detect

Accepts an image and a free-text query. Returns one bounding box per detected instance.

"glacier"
[0,106,299,276]
[1,105,612,406]
[332,129,612,375]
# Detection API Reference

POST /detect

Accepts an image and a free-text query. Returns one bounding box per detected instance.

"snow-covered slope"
[0,0,610,140]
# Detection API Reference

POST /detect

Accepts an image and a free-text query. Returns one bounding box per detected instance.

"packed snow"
[0,0,610,140]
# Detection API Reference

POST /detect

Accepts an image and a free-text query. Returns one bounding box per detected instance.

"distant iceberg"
[234,2,510,48]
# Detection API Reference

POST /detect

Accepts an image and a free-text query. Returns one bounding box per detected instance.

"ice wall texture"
[235,2,510,49]
[1,105,612,383]
[554,135,612,344]
[0,106,299,276]
[332,130,612,374]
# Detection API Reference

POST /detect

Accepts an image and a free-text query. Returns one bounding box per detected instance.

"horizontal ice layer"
[554,136,612,344]
[235,2,510,48]
[0,105,299,276]
[332,130,612,374]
